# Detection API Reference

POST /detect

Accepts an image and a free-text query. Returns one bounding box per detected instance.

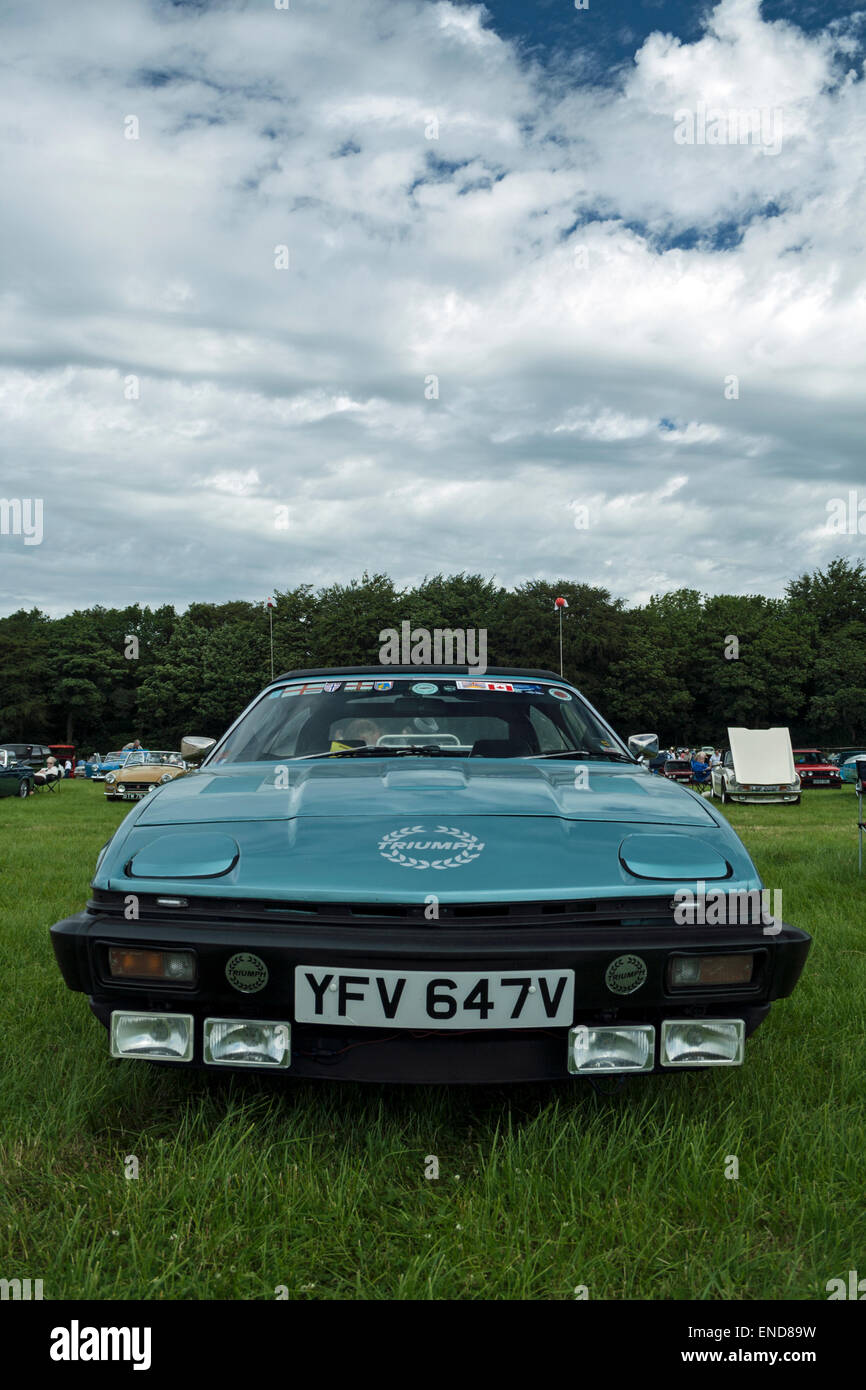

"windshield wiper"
[291,744,453,761]
[524,749,633,762]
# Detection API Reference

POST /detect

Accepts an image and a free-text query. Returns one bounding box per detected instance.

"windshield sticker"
[344,680,375,691]
[411,682,439,695]
[549,687,572,700]
[373,680,393,690]
[280,686,302,697]
[323,681,342,692]
[456,680,515,692]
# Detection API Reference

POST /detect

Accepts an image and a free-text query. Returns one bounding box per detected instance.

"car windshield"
[794,751,825,764]
[208,676,631,764]
[123,751,181,768]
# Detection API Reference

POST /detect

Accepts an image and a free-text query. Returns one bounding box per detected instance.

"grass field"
[1,778,863,1301]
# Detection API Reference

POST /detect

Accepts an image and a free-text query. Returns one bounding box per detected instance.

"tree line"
[1,558,864,752]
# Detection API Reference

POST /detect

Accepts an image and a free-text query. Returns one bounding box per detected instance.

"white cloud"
[0,0,863,617]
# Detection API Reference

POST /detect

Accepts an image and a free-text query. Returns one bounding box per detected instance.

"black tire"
[720,787,728,804]
[17,778,30,798]
[793,795,801,805]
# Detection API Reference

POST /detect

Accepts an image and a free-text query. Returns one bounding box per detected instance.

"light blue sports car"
[839,753,866,785]
[50,668,811,1084]
[89,749,149,781]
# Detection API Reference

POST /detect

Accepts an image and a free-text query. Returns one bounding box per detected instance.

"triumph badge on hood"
[378,824,485,870]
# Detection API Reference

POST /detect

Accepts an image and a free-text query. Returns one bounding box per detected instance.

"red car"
[663,758,693,783]
[792,749,841,788]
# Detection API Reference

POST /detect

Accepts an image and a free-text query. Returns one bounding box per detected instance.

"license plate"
[812,778,828,785]
[294,966,575,1029]
[120,793,140,800]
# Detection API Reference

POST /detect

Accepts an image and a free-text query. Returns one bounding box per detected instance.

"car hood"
[97,760,760,902]
[136,759,722,825]
[728,727,796,783]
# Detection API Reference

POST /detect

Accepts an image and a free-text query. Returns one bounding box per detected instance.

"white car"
[710,727,801,805]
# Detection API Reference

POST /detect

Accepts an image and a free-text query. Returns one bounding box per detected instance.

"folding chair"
[33,767,62,793]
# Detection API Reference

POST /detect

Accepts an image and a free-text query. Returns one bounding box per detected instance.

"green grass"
[1,780,863,1300]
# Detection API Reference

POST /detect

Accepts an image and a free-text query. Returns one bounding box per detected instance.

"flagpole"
[554,596,567,677]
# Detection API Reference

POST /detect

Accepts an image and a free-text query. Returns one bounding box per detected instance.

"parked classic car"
[792,749,842,788]
[663,757,693,783]
[91,750,147,782]
[0,742,52,771]
[839,752,866,785]
[104,751,188,801]
[50,667,811,1083]
[710,728,800,805]
[0,748,35,798]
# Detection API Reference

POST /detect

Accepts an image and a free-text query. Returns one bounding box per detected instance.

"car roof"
[273,665,565,683]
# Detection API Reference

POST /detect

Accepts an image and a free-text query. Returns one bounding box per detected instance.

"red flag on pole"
[554,598,568,676]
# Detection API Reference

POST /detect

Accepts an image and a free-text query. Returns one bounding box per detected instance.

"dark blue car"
[0,749,35,798]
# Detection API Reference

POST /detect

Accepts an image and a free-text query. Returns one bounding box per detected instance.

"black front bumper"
[50,910,811,1083]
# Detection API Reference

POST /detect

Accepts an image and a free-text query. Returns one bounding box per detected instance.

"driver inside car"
[329,718,384,753]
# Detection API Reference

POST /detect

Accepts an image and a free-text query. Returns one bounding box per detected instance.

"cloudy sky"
[1,0,865,617]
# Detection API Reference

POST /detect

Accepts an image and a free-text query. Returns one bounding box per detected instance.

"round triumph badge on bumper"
[605,953,648,995]
[225,952,269,993]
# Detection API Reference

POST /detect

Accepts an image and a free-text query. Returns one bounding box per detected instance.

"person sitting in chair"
[33,756,63,789]
[690,751,711,784]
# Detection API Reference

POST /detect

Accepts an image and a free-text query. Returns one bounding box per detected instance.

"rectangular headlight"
[568,1024,655,1074]
[108,947,196,982]
[203,1018,291,1068]
[110,1012,193,1062]
[668,954,754,988]
[661,1018,745,1067]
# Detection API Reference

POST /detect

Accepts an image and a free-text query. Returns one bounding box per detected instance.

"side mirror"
[628,734,659,761]
[181,736,216,762]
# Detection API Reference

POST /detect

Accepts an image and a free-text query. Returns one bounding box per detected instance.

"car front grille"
[87,888,682,930]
